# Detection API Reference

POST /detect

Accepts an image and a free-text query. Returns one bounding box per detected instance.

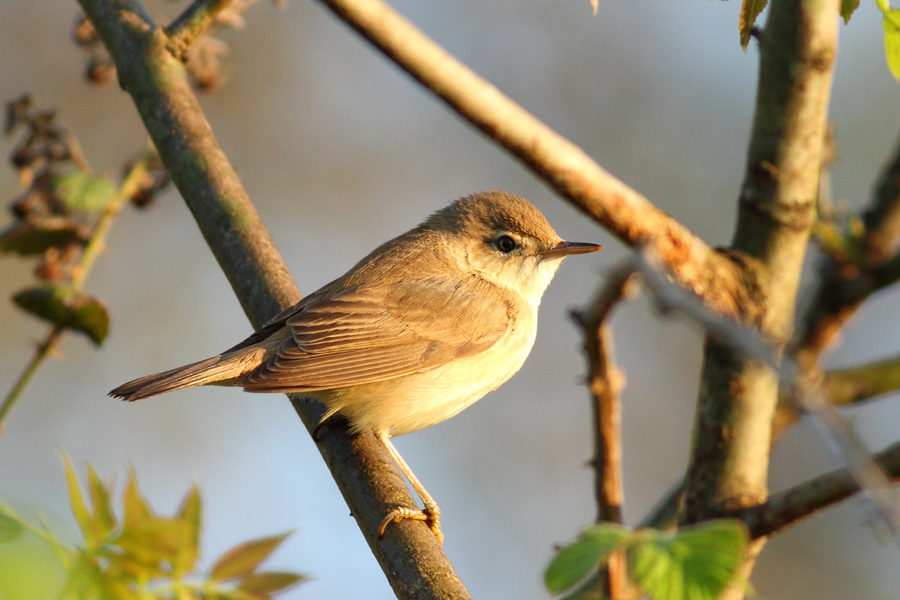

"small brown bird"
[111,190,601,543]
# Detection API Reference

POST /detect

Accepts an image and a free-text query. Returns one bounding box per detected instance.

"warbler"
[111,190,602,543]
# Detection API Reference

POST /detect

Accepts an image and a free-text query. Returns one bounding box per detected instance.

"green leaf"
[545,523,629,594]
[54,172,116,213]
[87,465,116,536]
[62,453,103,550]
[876,0,891,13]
[173,483,202,576]
[0,218,89,255]
[13,283,110,345]
[739,0,768,51]
[884,10,900,80]
[237,571,307,596]
[209,532,293,582]
[840,0,860,22]
[627,521,748,600]
[0,507,25,542]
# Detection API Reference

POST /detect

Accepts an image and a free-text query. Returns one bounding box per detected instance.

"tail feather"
[110,347,268,401]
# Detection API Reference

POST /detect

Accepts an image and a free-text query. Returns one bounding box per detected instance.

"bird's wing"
[239,275,513,391]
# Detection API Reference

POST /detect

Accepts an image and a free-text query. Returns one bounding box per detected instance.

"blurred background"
[1,0,899,598]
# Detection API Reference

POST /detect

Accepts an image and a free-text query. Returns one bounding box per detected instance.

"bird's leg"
[375,432,444,545]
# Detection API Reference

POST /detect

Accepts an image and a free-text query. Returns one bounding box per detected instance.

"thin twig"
[166,0,234,57]
[572,264,639,525]
[0,157,151,431]
[0,325,64,431]
[735,441,900,539]
[572,264,638,600]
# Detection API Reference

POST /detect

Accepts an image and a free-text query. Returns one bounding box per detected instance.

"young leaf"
[627,520,748,600]
[545,523,629,594]
[739,0,768,51]
[0,218,89,255]
[173,483,202,576]
[884,10,900,80]
[209,532,293,582]
[116,517,192,565]
[237,572,307,596]
[875,0,890,13]
[0,507,25,542]
[13,283,110,345]
[87,465,117,536]
[62,454,103,549]
[54,171,116,213]
[840,0,860,23]
[123,466,152,529]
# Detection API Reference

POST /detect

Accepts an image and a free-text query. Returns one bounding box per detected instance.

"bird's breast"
[320,305,538,437]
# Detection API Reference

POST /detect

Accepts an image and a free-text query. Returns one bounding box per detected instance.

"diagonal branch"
[316,0,751,319]
[735,441,900,539]
[77,1,470,597]
[166,0,234,57]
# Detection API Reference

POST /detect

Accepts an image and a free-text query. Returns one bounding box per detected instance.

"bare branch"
[166,0,234,57]
[637,250,900,540]
[316,0,749,318]
[571,264,639,600]
[77,0,471,596]
[793,135,900,369]
[572,264,638,525]
[735,442,900,539]
[822,353,900,406]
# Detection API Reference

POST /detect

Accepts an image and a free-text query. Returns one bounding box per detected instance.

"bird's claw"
[378,505,444,545]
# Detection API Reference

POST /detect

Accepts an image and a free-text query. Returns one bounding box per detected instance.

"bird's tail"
[109,346,269,401]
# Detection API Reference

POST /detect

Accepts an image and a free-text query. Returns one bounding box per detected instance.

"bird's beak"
[539,240,603,257]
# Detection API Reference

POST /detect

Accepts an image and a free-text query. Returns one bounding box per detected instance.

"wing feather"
[239,276,512,391]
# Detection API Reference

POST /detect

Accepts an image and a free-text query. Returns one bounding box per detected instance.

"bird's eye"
[495,235,517,253]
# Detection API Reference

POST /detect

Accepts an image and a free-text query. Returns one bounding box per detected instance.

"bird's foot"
[378,505,443,545]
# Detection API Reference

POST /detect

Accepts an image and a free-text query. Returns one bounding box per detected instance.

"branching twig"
[572,263,639,525]
[166,0,234,57]
[636,250,900,539]
[571,264,638,600]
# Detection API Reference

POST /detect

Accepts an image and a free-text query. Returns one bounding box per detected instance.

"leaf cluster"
[0,457,304,600]
[545,521,748,600]
[1,95,169,346]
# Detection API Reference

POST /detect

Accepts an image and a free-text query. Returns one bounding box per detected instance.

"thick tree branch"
[77,1,470,597]
[316,0,752,319]
[681,0,837,528]
[735,441,900,539]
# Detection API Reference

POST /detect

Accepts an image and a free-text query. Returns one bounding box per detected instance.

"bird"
[110,190,602,544]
